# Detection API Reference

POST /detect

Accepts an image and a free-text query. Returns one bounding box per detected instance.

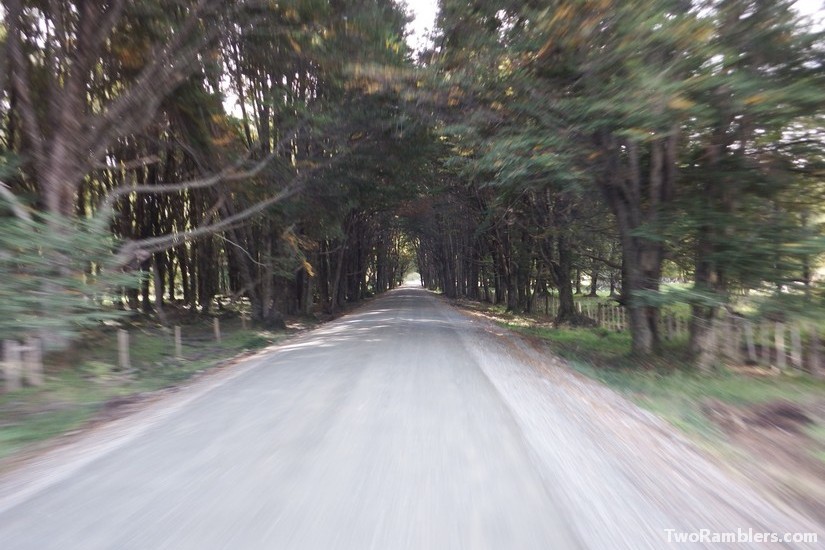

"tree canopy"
[1,0,824,366]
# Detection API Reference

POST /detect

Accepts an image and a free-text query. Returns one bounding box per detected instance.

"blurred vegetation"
[413,0,825,365]
[465,299,825,443]
[0,318,290,462]
[1,0,423,347]
[0,201,142,347]
[0,0,823,414]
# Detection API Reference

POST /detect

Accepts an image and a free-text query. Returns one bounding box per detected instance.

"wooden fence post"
[760,322,771,365]
[809,325,823,378]
[3,340,22,392]
[774,322,786,370]
[696,317,720,373]
[214,318,221,343]
[24,337,44,386]
[118,330,130,371]
[174,326,182,359]
[744,320,758,364]
[723,314,740,363]
[790,324,803,372]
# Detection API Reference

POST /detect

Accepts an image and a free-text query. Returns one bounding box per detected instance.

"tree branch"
[93,155,162,173]
[114,181,300,266]
[112,151,343,266]
[99,121,308,213]
[84,1,229,162]
[573,250,622,271]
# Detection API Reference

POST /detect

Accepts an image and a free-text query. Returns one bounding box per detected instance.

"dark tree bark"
[596,131,677,355]
[553,235,577,323]
[589,268,599,297]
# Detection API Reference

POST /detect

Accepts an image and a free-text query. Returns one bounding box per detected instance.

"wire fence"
[534,294,823,375]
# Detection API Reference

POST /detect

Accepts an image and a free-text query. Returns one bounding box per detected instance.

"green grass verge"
[498,320,825,441]
[0,318,290,461]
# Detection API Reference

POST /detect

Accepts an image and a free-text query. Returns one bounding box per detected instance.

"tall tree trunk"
[589,268,599,297]
[620,231,662,355]
[153,257,167,325]
[554,235,577,323]
[329,239,347,314]
[597,132,676,354]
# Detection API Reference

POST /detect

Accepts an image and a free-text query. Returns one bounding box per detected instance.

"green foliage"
[0,320,285,458]
[3,0,824,360]
[427,0,825,355]
[0,205,142,347]
[755,288,825,325]
[634,286,725,310]
[500,316,825,440]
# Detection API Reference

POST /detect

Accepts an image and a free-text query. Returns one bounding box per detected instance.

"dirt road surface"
[0,287,821,549]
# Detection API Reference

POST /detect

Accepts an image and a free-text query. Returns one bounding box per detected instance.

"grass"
[512,290,825,519]
[461,296,825,442]
[805,423,825,465]
[468,292,825,519]
[0,316,297,461]
[507,322,825,437]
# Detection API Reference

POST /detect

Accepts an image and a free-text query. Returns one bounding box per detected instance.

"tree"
[424,0,825,361]
[1,0,427,340]
[677,0,825,368]
[5,1,233,216]
[0,188,140,345]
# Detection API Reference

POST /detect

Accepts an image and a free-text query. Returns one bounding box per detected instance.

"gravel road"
[0,287,821,549]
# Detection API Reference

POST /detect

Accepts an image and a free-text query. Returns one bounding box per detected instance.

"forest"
[1,0,824,372]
